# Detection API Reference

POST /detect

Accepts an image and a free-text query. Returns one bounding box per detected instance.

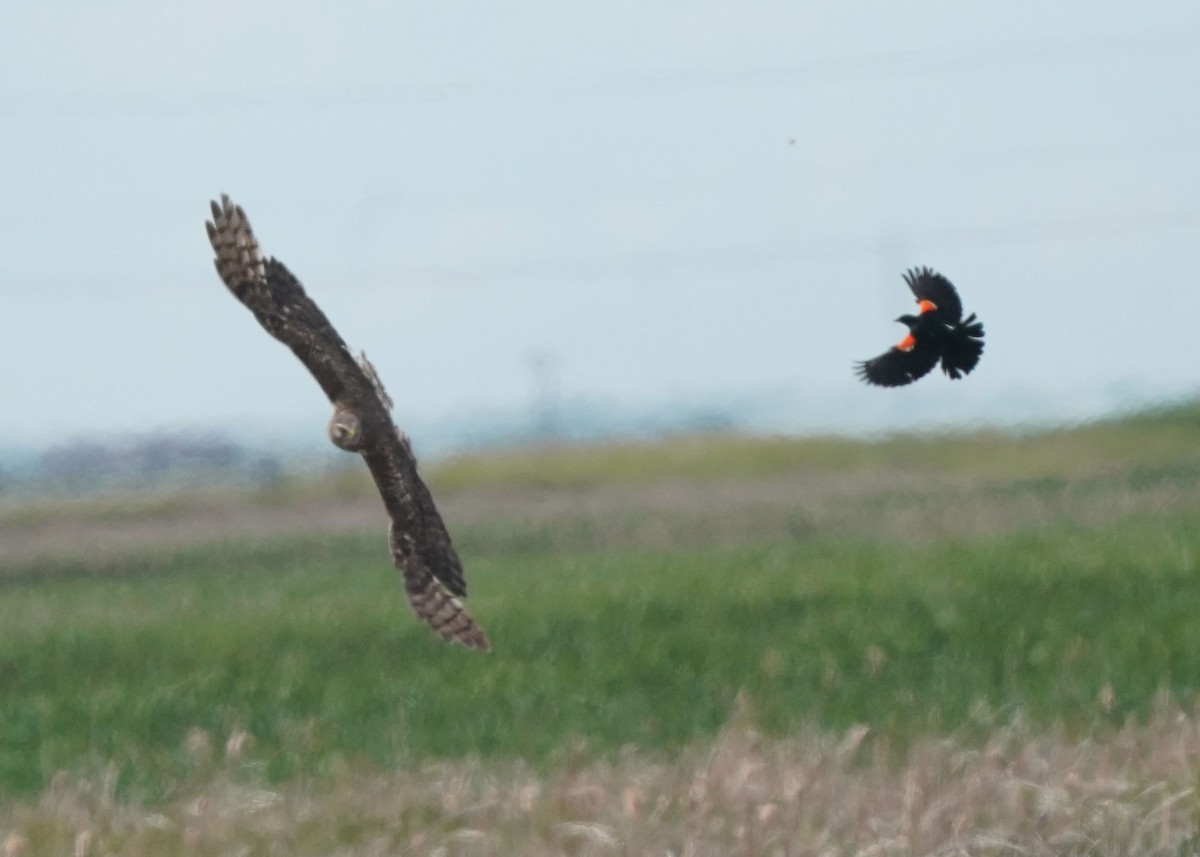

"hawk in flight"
[205,195,489,651]
[855,267,985,388]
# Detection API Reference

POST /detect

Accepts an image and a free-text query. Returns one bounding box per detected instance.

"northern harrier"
[205,195,489,651]
[856,267,985,388]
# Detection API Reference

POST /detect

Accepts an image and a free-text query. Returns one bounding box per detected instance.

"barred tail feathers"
[390,523,489,651]
[404,573,491,651]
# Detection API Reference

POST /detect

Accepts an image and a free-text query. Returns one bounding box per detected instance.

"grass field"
[3,404,1200,853]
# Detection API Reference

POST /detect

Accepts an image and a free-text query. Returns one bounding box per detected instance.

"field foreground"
[5,708,1200,856]
[3,404,1200,852]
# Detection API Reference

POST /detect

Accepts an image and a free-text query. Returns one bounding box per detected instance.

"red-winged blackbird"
[856,267,985,388]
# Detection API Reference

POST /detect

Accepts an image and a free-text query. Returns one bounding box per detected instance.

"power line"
[2,29,1197,116]
[5,205,1198,298]
[335,207,1200,288]
[0,130,1196,232]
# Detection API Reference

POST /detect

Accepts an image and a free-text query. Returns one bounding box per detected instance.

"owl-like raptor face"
[329,407,366,452]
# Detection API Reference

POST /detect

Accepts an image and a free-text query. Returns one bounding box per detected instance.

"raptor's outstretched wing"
[205,194,488,651]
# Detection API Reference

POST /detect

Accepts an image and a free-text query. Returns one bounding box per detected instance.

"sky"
[2,2,1199,452]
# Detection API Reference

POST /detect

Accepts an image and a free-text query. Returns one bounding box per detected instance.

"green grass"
[4,401,1200,804]
[2,504,1200,801]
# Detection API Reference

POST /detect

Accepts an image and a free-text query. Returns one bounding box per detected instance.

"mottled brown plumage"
[205,194,489,651]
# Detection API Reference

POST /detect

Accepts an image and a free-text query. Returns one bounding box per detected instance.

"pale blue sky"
[2,2,1199,449]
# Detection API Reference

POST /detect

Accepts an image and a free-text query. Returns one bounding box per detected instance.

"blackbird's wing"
[903,267,963,324]
[855,336,940,387]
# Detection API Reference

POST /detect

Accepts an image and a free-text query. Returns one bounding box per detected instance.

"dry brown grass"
[6,700,1200,856]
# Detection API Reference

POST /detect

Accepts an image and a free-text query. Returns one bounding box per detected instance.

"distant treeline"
[0,396,759,498]
[13,432,282,495]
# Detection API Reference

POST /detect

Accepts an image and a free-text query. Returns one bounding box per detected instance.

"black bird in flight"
[856,267,985,388]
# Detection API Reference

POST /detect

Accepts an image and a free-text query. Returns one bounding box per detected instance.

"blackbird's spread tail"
[940,313,985,380]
